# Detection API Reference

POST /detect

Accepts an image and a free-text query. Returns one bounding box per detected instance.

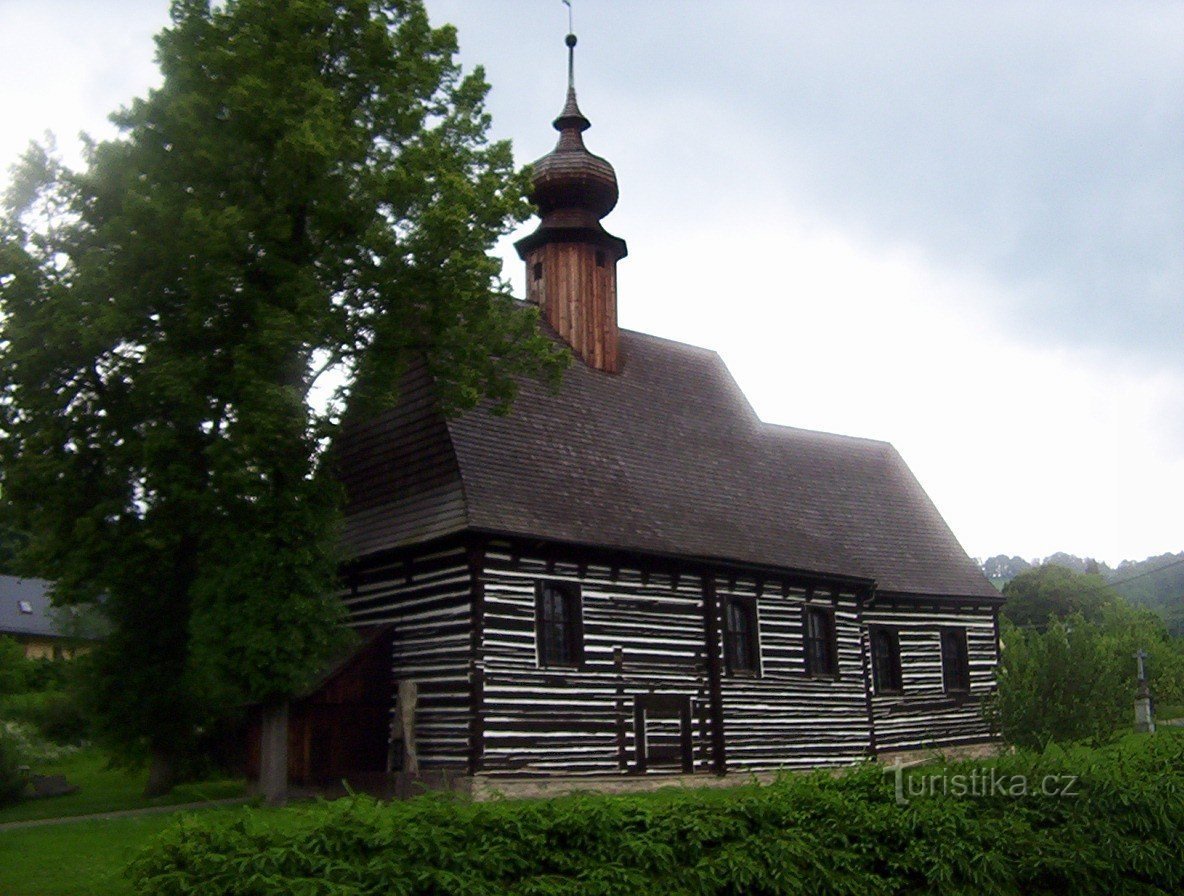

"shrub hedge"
[131,731,1184,896]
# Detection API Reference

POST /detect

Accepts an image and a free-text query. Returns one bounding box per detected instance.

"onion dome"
[530,43,619,226]
[517,33,626,258]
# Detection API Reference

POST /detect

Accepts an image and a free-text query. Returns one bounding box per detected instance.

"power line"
[1104,555,1184,591]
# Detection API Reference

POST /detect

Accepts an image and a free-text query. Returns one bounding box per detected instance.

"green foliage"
[998,597,1184,748]
[1001,564,1115,627]
[0,640,76,696]
[0,636,29,695]
[0,724,29,807]
[129,733,1184,895]
[997,616,1128,748]
[1110,552,1184,637]
[13,690,91,745]
[0,0,565,778]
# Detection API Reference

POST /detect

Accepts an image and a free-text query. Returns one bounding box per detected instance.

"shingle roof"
[0,575,64,639]
[338,328,999,600]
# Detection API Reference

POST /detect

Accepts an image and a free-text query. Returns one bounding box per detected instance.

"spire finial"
[563,1,576,90]
[553,0,589,136]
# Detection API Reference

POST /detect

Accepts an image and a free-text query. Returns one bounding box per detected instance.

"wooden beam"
[855,587,878,758]
[466,543,485,775]
[701,573,727,775]
[614,647,627,771]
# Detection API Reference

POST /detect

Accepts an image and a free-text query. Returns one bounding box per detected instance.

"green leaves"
[997,606,1184,750]
[0,0,562,773]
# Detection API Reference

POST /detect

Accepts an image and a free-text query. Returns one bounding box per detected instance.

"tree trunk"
[259,699,290,807]
[143,745,178,798]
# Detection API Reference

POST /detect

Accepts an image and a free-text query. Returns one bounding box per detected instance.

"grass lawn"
[0,804,271,896]
[0,813,185,896]
[0,803,316,896]
[0,747,247,824]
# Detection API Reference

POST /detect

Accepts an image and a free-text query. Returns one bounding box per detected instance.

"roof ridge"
[760,420,894,449]
[616,326,721,355]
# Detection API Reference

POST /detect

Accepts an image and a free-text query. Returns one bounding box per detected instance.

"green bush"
[997,615,1128,748]
[23,655,70,692]
[130,732,1184,896]
[1,689,91,745]
[29,690,90,745]
[998,603,1184,749]
[0,636,29,695]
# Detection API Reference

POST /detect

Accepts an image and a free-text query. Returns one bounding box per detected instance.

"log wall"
[478,544,875,776]
[341,536,1001,779]
[717,585,872,770]
[341,544,473,770]
[863,599,999,753]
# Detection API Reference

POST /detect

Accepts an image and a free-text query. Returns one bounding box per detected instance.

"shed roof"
[337,328,998,600]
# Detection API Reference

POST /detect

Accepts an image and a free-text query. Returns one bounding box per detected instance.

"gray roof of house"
[337,328,999,600]
[0,575,65,639]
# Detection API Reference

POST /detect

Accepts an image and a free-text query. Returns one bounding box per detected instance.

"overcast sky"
[1,1,1181,566]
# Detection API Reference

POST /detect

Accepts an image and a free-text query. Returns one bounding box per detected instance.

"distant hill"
[979,551,1184,636]
[1109,553,1184,637]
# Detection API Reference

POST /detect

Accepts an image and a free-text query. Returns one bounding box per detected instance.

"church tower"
[515,32,627,374]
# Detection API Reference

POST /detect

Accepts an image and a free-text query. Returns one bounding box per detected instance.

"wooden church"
[317,33,1002,794]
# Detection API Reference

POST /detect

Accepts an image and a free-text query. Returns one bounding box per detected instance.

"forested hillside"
[981,551,1184,636]
[1110,553,1184,637]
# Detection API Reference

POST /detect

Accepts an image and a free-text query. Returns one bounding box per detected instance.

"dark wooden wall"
[340,535,1000,779]
[341,543,473,771]
[863,598,999,752]
[716,583,872,770]
[480,546,709,775]
[477,542,879,776]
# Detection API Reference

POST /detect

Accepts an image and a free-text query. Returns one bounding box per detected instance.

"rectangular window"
[535,581,583,668]
[940,627,970,693]
[869,626,903,694]
[803,605,838,677]
[723,596,760,675]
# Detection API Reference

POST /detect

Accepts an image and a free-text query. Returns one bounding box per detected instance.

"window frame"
[803,604,839,678]
[940,627,971,694]
[868,625,903,695]
[534,580,584,669]
[723,595,761,677]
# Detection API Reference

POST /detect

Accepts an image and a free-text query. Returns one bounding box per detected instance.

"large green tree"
[1001,563,1115,628]
[0,0,563,793]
